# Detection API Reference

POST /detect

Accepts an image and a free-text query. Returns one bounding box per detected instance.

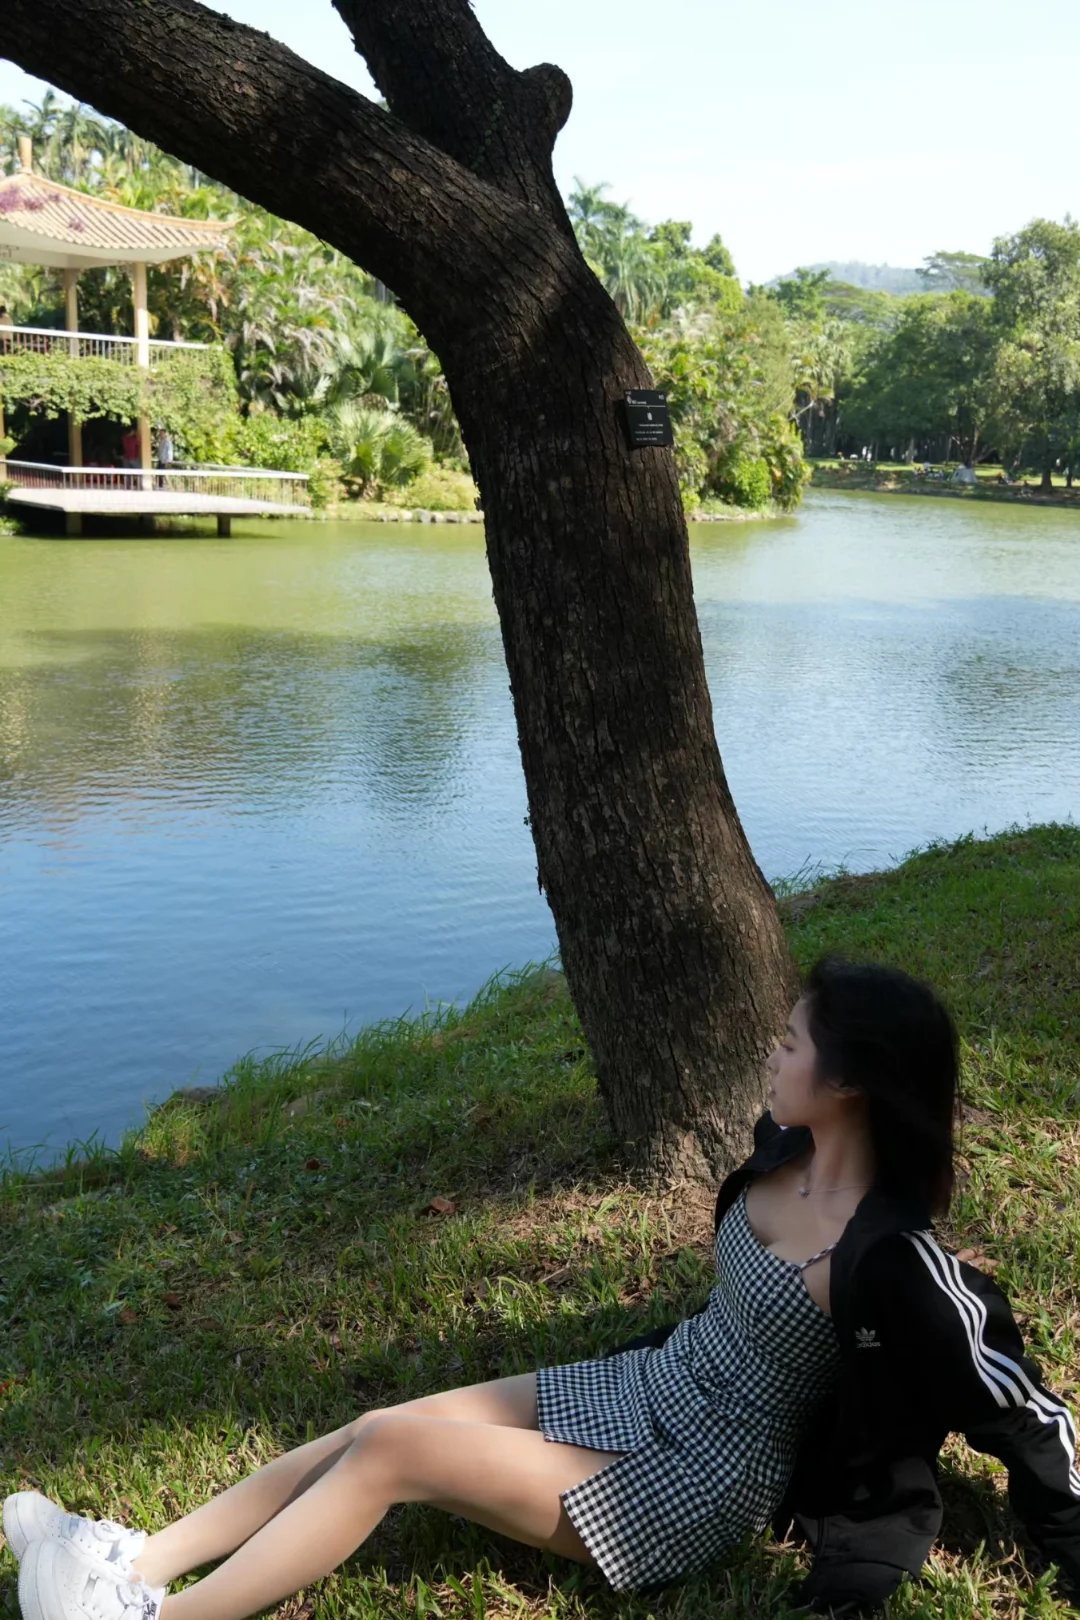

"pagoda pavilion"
[0,137,308,534]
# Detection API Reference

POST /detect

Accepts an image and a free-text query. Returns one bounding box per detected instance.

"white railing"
[0,325,208,365]
[3,460,310,507]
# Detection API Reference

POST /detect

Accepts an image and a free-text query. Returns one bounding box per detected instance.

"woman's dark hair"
[803,956,960,1216]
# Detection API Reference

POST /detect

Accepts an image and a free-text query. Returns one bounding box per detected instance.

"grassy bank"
[3,823,1080,1620]
[810,460,1080,510]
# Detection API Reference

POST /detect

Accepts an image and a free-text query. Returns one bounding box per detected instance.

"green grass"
[3,823,1080,1620]
[809,459,1080,499]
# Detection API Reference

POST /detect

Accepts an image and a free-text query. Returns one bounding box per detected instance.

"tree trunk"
[1041,465,1055,493]
[4,0,799,1180]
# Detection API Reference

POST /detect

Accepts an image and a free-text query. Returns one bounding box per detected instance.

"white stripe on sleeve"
[904,1232,1080,1496]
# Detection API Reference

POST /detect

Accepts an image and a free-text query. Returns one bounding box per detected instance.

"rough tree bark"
[3,0,799,1180]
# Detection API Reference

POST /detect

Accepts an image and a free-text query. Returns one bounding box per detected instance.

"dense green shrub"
[713,451,772,510]
[226,412,334,507]
[392,466,479,511]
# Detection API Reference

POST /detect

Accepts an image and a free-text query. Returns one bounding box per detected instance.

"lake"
[2,490,1078,1163]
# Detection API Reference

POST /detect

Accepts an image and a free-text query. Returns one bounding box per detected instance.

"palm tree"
[21,89,62,166]
[601,236,668,324]
[567,178,612,254]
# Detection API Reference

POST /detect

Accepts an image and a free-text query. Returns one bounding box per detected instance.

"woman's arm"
[866,1233,1080,1600]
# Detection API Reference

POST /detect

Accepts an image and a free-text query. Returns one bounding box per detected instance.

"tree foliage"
[842,293,998,461]
[771,222,1080,474]
[0,101,812,511]
[566,182,806,508]
[637,309,807,512]
[981,220,1080,481]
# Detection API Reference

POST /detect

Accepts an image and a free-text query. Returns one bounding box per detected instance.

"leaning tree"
[4,0,799,1180]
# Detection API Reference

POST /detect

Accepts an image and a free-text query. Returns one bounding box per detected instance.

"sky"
[1,0,1078,285]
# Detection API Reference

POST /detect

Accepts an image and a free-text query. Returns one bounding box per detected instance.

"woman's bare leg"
[135,1375,540,1587]
[157,1412,619,1620]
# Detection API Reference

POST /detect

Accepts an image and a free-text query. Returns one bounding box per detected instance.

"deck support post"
[64,269,83,467]
[132,262,152,490]
[216,514,232,537]
[64,510,82,537]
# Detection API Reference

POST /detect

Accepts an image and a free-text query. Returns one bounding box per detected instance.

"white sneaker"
[19,1538,165,1620]
[3,1493,146,1572]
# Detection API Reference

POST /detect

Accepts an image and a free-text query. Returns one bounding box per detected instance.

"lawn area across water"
[3,822,1080,1620]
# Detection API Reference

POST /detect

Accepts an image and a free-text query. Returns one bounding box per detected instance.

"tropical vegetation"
[4,95,1076,506]
[0,101,810,515]
[0,96,467,508]
[770,232,1080,487]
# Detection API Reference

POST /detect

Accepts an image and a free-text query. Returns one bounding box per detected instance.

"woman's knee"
[347,1405,395,1444]
[340,1411,418,1490]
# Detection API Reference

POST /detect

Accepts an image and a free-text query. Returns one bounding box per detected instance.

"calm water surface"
[2,491,1078,1160]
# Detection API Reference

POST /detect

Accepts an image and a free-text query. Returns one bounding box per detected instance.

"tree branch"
[330,0,572,227]
[1,0,530,307]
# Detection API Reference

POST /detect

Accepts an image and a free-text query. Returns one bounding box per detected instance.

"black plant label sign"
[623,389,674,450]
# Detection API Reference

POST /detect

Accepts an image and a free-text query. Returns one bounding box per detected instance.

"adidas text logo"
[854,1327,881,1349]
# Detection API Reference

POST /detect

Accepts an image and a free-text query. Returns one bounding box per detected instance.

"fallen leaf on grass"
[426,1195,456,1216]
[304,1158,322,1171]
[162,1292,182,1309]
[118,1308,139,1325]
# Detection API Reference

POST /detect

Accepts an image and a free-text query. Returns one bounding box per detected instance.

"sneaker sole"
[3,1495,35,1562]
[17,1538,51,1620]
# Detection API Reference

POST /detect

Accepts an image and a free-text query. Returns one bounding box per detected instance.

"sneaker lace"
[82,1572,153,1620]
[87,1520,128,1544]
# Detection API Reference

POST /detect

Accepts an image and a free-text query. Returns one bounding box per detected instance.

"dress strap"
[797,1240,839,1272]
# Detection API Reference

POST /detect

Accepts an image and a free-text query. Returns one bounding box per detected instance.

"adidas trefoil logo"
[855,1326,881,1349]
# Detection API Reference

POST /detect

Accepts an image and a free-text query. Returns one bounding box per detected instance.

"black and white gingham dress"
[536,1186,843,1590]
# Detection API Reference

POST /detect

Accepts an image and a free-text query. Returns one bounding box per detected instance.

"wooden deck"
[7,487,301,537]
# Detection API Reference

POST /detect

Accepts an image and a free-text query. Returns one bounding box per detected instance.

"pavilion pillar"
[64,269,83,467]
[132,261,152,488]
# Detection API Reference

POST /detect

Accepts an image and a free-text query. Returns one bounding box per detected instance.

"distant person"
[121,427,141,469]
[156,429,175,471]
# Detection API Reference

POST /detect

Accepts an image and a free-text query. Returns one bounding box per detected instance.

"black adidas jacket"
[612,1111,1080,1612]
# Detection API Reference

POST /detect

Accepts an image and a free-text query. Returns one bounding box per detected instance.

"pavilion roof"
[0,166,231,270]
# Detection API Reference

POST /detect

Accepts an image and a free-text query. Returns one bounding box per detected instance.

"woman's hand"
[955,1247,1002,1274]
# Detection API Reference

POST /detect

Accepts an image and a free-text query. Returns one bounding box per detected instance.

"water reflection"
[2,496,1079,1160]
[0,624,497,834]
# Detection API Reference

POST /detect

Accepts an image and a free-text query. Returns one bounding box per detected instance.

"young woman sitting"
[6,958,1080,1620]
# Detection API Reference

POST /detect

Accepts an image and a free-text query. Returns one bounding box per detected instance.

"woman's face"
[766,996,823,1126]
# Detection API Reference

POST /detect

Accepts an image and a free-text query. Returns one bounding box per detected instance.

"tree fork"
[3,0,800,1179]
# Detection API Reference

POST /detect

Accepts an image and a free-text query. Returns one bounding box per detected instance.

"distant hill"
[772,261,925,295]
